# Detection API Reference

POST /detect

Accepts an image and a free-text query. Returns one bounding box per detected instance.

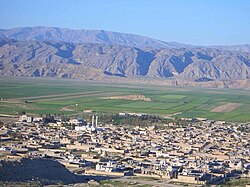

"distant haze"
[1,0,250,45]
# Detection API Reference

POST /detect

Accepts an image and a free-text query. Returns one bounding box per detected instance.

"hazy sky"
[1,0,250,45]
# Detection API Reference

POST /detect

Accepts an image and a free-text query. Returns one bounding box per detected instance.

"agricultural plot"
[0,76,250,122]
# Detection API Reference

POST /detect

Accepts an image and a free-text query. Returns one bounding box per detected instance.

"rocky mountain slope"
[0,27,250,88]
[0,39,250,81]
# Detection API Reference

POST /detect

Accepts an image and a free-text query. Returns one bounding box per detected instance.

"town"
[0,112,250,186]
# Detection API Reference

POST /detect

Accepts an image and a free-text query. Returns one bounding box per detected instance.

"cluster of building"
[0,114,250,185]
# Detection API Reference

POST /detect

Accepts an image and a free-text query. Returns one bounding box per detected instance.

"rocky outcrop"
[0,158,85,184]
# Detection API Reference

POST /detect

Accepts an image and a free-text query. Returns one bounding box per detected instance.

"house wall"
[172,175,205,184]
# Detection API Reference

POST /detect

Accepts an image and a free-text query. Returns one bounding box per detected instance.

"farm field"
[0,76,250,122]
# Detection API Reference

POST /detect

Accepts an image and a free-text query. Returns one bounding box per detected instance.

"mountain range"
[0,26,193,49]
[0,26,250,88]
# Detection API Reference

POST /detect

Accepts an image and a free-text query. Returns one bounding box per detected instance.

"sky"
[1,0,250,45]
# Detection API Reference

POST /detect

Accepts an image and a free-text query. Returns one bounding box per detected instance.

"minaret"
[92,115,95,126]
[95,116,98,127]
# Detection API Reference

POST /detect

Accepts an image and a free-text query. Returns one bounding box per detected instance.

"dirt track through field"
[7,91,122,102]
[7,91,104,101]
[211,103,242,112]
[32,92,122,102]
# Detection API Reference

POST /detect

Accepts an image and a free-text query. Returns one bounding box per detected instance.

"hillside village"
[1,113,250,185]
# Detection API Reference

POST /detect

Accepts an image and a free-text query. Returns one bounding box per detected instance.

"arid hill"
[0,27,250,89]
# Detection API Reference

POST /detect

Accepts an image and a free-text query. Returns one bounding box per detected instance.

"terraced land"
[0,76,250,122]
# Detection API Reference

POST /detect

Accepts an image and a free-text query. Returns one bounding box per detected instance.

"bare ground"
[211,103,242,112]
[60,106,75,112]
[6,92,121,102]
[105,94,151,101]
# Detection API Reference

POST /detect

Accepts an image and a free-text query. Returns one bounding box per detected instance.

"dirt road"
[112,177,183,187]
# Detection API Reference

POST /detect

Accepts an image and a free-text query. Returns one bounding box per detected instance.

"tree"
[43,114,56,124]
[18,111,26,115]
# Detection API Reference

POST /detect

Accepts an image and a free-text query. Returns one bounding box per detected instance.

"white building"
[19,115,33,123]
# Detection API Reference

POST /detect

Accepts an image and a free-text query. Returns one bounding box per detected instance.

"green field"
[0,76,250,122]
